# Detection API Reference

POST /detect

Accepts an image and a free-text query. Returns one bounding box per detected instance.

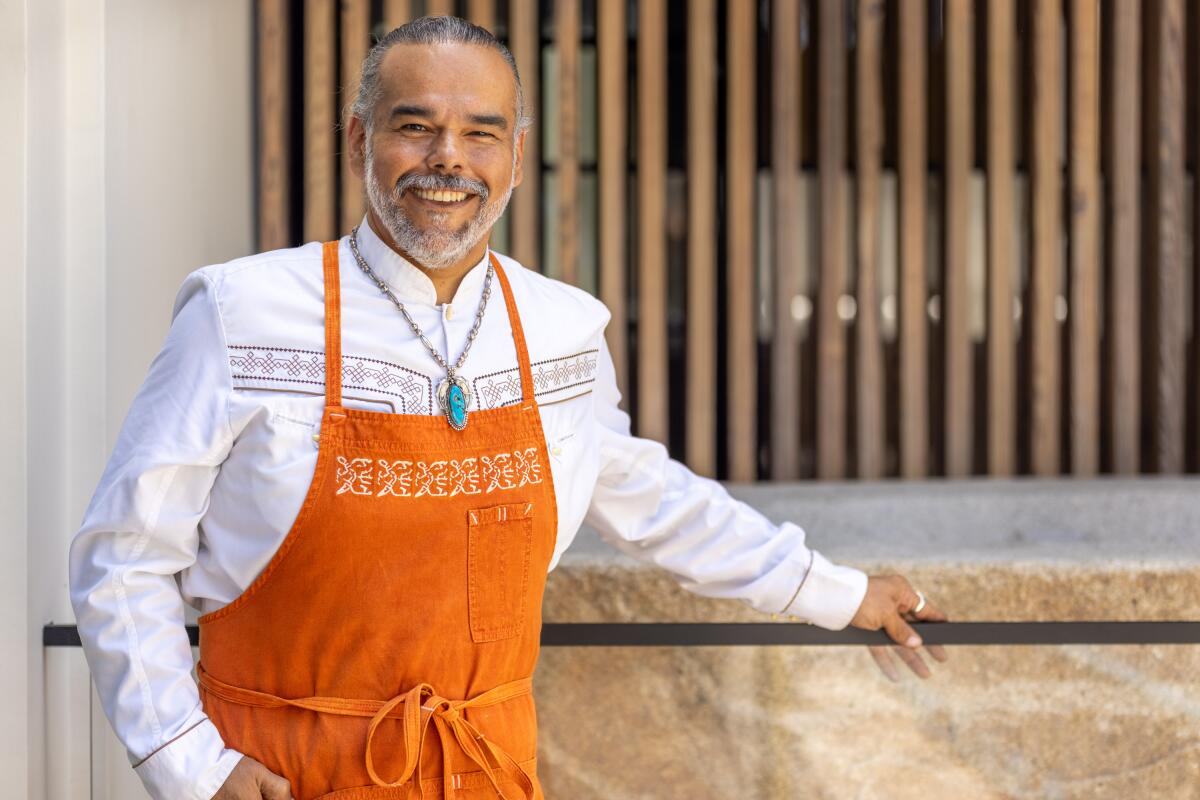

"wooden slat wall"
[1144,0,1187,474]
[637,0,668,444]
[508,0,540,270]
[1069,0,1100,476]
[855,0,885,479]
[987,0,1017,476]
[467,0,494,29]
[257,0,290,251]
[384,0,411,28]
[816,0,846,479]
[1105,0,1140,474]
[943,0,972,477]
[598,0,629,404]
[772,0,802,480]
[1030,0,1062,476]
[339,0,370,232]
[557,0,580,286]
[687,0,717,476]
[303,0,336,243]
[898,1,928,478]
[257,1,1200,483]
[726,0,757,481]
[1194,2,1200,473]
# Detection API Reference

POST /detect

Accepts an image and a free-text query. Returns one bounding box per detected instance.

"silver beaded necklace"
[348,225,494,431]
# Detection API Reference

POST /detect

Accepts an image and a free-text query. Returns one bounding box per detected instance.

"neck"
[365,211,488,305]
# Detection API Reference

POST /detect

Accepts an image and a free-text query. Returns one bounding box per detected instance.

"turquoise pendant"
[437,375,472,431]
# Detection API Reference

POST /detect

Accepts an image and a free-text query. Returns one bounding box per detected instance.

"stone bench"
[534,478,1200,799]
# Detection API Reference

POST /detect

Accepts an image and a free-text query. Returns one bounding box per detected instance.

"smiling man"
[69,16,945,800]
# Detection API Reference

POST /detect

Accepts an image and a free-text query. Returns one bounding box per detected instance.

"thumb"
[883,612,922,649]
[257,767,294,800]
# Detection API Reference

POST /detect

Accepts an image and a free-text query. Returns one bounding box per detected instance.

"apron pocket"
[467,501,535,643]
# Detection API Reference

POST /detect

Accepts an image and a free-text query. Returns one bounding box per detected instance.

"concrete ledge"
[535,478,1200,799]
[544,477,1200,623]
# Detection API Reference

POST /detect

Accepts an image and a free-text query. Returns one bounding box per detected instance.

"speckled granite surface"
[534,478,1200,799]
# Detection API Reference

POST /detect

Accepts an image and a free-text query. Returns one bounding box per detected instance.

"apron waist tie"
[197,662,536,800]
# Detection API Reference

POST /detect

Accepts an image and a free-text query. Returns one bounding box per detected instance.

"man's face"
[349,42,525,270]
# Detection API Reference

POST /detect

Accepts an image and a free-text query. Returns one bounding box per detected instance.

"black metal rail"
[43,621,1200,648]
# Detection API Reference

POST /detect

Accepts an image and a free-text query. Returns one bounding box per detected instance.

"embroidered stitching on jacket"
[335,448,544,498]
[472,350,599,409]
[229,345,433,414]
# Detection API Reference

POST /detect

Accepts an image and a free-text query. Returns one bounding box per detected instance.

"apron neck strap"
[322,240,343,409]
[488,253,536,408]
[322,242,535,410]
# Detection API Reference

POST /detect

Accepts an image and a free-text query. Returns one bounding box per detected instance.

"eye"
[401,123,428,132]
[469,131,498,139]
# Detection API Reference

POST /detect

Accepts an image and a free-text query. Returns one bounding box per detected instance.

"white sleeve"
[68,271,244,800]
[582,337,869,629]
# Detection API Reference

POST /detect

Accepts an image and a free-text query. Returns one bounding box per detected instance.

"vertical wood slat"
[816,0,846,479]
[426,0,454,17]
[258,0,291,250]
[304,0,336,243]
[557,0,580,285]
[898,0,927,477]
[1105,0,1140,474]
[855,0,885,479]
[943,0,973,476]
[727,0,758,480]
[509,0,541,270]
[987,0,1016,475]
[771,0,801,480]
[637,0,669,444]
[1194,2,1200,472]
[1030,0,1062,475]
[687,0,717,476]
[598,0,629,405]
[1144,0,1187,473]
[467,0,495,30]
[384,0,411,29]
[1069,0,1100,475]
[340,0,370,232]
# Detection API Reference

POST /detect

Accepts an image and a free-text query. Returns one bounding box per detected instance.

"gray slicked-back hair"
[348,15,534,136]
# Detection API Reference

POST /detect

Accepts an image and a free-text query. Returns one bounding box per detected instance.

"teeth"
[414,189,469,203]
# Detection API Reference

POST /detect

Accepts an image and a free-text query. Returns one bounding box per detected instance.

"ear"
[348,115,367,181]
[510,128,527,189]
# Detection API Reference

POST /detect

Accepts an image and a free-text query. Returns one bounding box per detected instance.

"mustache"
[394,172,489,200]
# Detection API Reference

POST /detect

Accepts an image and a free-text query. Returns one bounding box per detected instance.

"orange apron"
[197,241,557,800]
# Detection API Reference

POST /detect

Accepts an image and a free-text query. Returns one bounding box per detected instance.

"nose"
[425,129,465,174]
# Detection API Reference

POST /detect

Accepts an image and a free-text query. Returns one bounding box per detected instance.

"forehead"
[376,42,518,121]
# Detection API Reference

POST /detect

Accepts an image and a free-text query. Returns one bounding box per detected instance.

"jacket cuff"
[781,550,869,630]
[132,717,243,800]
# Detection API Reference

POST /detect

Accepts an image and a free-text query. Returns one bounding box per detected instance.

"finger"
[912,597,949,623]
[926,643,949,663]
[882,613,923,649]
[257,768,294,800]
[891,576,920,613]
[892,644,932,679]
[868,645,901,682]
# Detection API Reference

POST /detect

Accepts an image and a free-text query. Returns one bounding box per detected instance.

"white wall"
[0,0,31,797]
[17,1,254,797]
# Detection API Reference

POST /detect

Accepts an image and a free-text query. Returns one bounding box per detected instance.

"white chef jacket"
[67,218,869,800]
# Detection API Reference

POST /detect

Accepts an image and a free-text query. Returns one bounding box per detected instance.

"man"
[69,16,946,800]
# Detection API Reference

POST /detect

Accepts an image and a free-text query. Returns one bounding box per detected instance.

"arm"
[582,337,869,629]
[68,271,244,800]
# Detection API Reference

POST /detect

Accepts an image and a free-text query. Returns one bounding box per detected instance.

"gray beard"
[364,145,516,271]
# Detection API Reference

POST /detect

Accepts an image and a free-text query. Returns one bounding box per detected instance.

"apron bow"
[364,680,536,800]
[198,663,535,799]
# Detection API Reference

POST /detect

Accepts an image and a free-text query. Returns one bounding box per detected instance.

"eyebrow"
[388,104,509,131]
